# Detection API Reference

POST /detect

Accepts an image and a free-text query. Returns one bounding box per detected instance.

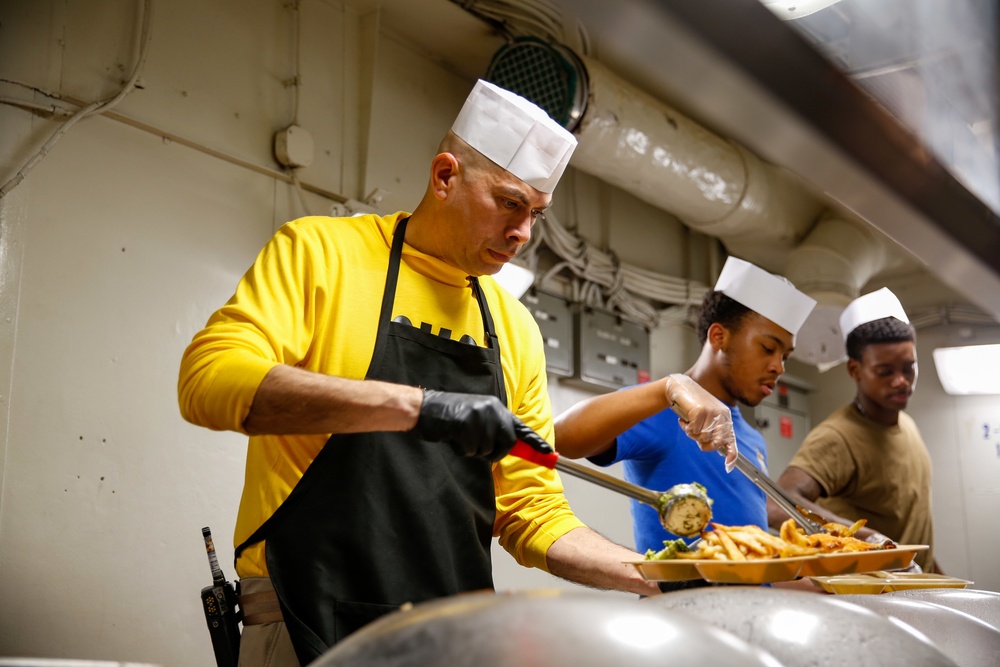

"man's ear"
[707,322,728,351]
[846,358,861,381]
[430,152,460,201]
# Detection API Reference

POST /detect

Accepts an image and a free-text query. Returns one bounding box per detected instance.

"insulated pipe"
[785,211,892,302]
[571,56,823,265]
[565,54,905,368]
[478,25,911,365]
[785,211,904,368]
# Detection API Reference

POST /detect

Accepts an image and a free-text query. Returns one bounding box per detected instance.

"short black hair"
[696,291,752,345]
[845,316,915,361]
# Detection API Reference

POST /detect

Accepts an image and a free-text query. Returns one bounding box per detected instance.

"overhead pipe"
[785,211,907,368]
[485,36,908,366]
[785,211,894,302]
[570,56,824,269]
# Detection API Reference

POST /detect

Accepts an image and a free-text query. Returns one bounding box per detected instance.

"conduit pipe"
[570,56,824,268]
[785,211,906,368]
[551,52,910,366]
[485,35,909,366]
[786,211,893,302]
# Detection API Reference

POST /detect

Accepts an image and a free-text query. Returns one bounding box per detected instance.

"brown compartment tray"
[627,545,928,585]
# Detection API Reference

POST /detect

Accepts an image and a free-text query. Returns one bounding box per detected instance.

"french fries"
[645,518,892,561]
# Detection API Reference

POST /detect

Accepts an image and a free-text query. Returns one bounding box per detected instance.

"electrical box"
[566,306,650,392]
[274,125,314,168]
[740,375,814,478]
[521,290,574,377]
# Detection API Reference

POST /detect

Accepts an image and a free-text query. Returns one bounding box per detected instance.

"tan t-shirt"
[787,404,935,570]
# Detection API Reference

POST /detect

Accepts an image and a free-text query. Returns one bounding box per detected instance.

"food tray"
[796,545,927,578]
[628,559,703,582]
[695,556,816,584]
[628,556,813,584]
[810,571,973,595]
[627,545,928,585]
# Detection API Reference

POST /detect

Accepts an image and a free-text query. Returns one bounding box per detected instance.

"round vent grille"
[486,37,588,131]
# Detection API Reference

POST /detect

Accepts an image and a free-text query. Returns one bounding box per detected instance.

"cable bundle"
[529,209,708,329]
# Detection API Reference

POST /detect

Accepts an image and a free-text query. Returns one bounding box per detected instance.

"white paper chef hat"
[714,256,817,335]
[451,79,578,194]
[839,287,909,342]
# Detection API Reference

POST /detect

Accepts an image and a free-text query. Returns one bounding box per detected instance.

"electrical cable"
[284,0,312,217]
[449,0,581,49]
[0,0,154,199]
[533,208,708,329]
[289,170,312,218]
[290,0,302,127]
[0,97,75,117]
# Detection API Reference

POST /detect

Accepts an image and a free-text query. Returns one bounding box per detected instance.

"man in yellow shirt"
[179,80,734,665]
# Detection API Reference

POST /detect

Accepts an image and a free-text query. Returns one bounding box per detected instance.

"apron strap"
[470,276,500,351]
[372,216,409,349]
[470,276,505,402]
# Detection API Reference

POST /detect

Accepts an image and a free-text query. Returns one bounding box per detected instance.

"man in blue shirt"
[555,257,816,562]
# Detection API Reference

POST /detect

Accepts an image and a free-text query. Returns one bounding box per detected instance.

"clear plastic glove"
[412,389,516,462]
[664,374,738,472]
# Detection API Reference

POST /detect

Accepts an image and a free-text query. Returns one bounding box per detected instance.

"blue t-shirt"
[609,404,769,555]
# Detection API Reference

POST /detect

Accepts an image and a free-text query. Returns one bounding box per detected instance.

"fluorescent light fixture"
[932,344,1000,395]
[492,262,535,299]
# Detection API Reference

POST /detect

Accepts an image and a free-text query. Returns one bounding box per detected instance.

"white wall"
[0,0,477,664]
[905,325,1000,587]
[0,0,996,665]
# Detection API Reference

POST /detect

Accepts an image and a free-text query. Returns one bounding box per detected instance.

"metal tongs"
[729,451,825,535]
[509,421,712,537]
[670,404,826,535]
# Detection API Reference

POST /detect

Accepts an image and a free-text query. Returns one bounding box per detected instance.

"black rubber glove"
[413,389,518,462]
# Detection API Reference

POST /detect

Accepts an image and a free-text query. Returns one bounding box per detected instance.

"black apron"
[235,217,505,665]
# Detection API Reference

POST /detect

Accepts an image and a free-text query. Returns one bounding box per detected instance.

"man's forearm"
[546,527,659,597]
[554,379,669,459]
[770,466,888,541]
[243,363,423,435]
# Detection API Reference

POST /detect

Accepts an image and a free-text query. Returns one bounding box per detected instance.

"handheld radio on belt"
[200,526,241,667]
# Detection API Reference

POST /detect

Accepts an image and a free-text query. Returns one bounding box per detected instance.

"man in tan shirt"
[772,288,938,572]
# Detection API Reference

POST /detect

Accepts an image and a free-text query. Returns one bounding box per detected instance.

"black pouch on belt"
[200,526,242,667]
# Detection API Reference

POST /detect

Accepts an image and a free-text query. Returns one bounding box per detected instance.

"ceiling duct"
[784,211,903,368]
[486,37,904,367]
[487,38,825,269]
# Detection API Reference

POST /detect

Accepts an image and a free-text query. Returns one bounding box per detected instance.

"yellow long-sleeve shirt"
[178,212,584,578]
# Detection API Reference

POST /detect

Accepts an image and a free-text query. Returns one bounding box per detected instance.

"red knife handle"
[510,440,559,469]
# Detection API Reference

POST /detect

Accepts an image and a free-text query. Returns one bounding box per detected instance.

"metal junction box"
[566,306,650,392]
[521,290,575,377]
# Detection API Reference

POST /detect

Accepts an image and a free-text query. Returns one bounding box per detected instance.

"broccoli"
[644,538,692,561]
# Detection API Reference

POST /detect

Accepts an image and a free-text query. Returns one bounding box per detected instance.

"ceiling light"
[932,344,1000,395]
